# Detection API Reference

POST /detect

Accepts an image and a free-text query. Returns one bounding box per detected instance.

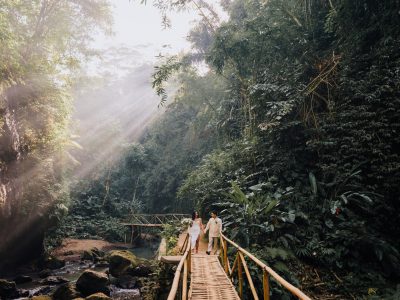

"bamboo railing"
[123,214,191,226]
[167,232,311,300]
[168,233,191,300]
[219,233,312,300]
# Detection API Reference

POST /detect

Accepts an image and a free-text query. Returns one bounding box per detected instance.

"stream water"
[10,243,158,300]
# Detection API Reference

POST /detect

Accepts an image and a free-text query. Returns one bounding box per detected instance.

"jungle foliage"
[0,0,112,268]
[137,0,400,298]
[34,0,400,298]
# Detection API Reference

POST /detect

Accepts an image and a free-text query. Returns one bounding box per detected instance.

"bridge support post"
[223,239,228,273]
[188,244,191,274]
[182,259,188,300]
[263,270,270,300]
[130,225,134,244]
[237,252,243,299]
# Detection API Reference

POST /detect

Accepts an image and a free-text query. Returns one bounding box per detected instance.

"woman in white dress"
[189,211,204,253]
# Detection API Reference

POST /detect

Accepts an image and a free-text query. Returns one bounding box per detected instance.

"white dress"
[189,219,201,250]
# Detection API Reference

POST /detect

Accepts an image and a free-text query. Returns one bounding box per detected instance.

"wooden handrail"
[220,233,312,300]
[167,233,191,300]
[166,231,311,300]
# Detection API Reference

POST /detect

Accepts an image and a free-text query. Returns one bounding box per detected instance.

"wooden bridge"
[122,213,190,243]
[168,233,312,300]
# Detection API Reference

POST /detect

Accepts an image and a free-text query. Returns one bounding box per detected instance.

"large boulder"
[82,248,105,262]
[43,256,66,270]
[85,292,111,300]
[108,250,138,277]
[0,279,19,299]
[76,270,109,297]
[53,283,81,300]
[127,263,153,277]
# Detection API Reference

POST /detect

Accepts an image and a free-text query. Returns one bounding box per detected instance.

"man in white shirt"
[204,211,222,255]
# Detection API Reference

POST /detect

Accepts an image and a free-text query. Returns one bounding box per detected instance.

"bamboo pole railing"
[219,234,312,300]
[168,233,191,300]
[167,232,311,300]
[123,214,191,225]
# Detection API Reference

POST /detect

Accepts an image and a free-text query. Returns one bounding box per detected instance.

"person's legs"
[190,234,196,251]
[212,237,219,254]
[207,236,214,253]
[195,236,200,253]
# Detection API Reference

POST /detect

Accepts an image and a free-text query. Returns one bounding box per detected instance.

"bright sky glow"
[94,0,200,63]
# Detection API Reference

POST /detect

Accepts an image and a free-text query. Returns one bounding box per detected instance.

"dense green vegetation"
[1,0,399,299]
[0,0,112,268]
[73,0,399,298]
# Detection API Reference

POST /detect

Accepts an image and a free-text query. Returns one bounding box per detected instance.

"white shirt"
[205,217,222,237]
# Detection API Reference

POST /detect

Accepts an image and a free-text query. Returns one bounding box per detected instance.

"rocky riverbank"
[0,239,161,300]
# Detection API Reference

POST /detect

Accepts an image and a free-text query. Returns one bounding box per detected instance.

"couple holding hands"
[189,211,222,255]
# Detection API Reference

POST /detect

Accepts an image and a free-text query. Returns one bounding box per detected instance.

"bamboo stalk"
[263,269,270,300]
[188,243,191,274]
[221,234,311,300]
[238,253,243,298]
[224,239,229,273]
[167,234,191,300]
[230,254,239,279]
[239,252,259,300]
[182,259,188,300]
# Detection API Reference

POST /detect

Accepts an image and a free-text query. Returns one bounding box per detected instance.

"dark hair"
[192,211,198,220]
[211,211,218,215]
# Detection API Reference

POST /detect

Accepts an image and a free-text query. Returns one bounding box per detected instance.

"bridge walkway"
[189,254,240,300]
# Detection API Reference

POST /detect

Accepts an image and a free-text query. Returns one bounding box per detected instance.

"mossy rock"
[76,270,109,297]
[53,283,81,300]
[108,250,139,277]
[43,256,66,270]
[82,248,105,262]
[0,279,19,299]
[81,250,94,261]
[31,296,52,300]
[126,262,153,277]
[85,292,111,300]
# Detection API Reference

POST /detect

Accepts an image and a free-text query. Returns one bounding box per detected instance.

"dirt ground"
[51,238,130,260]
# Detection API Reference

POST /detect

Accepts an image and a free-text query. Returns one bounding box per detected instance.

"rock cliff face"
[0,85,45,273]
[0,85,22,220]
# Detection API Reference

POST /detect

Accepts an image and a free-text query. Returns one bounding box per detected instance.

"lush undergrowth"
[48,0,400,299]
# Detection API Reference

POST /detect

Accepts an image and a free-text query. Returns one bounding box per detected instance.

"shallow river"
[12,244,158,300]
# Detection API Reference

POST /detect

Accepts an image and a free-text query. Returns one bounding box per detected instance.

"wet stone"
[76,270,109,297]
[95,261,109,268]
[31,285,53,296]
[115,275,137,289]
[53,283,81,300]
[43,256,66,270]
[13,275,32,284]
[0,279,19,299]
[111,289,141,300]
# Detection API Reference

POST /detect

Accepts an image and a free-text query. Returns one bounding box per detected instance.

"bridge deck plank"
[189,254,240,300]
